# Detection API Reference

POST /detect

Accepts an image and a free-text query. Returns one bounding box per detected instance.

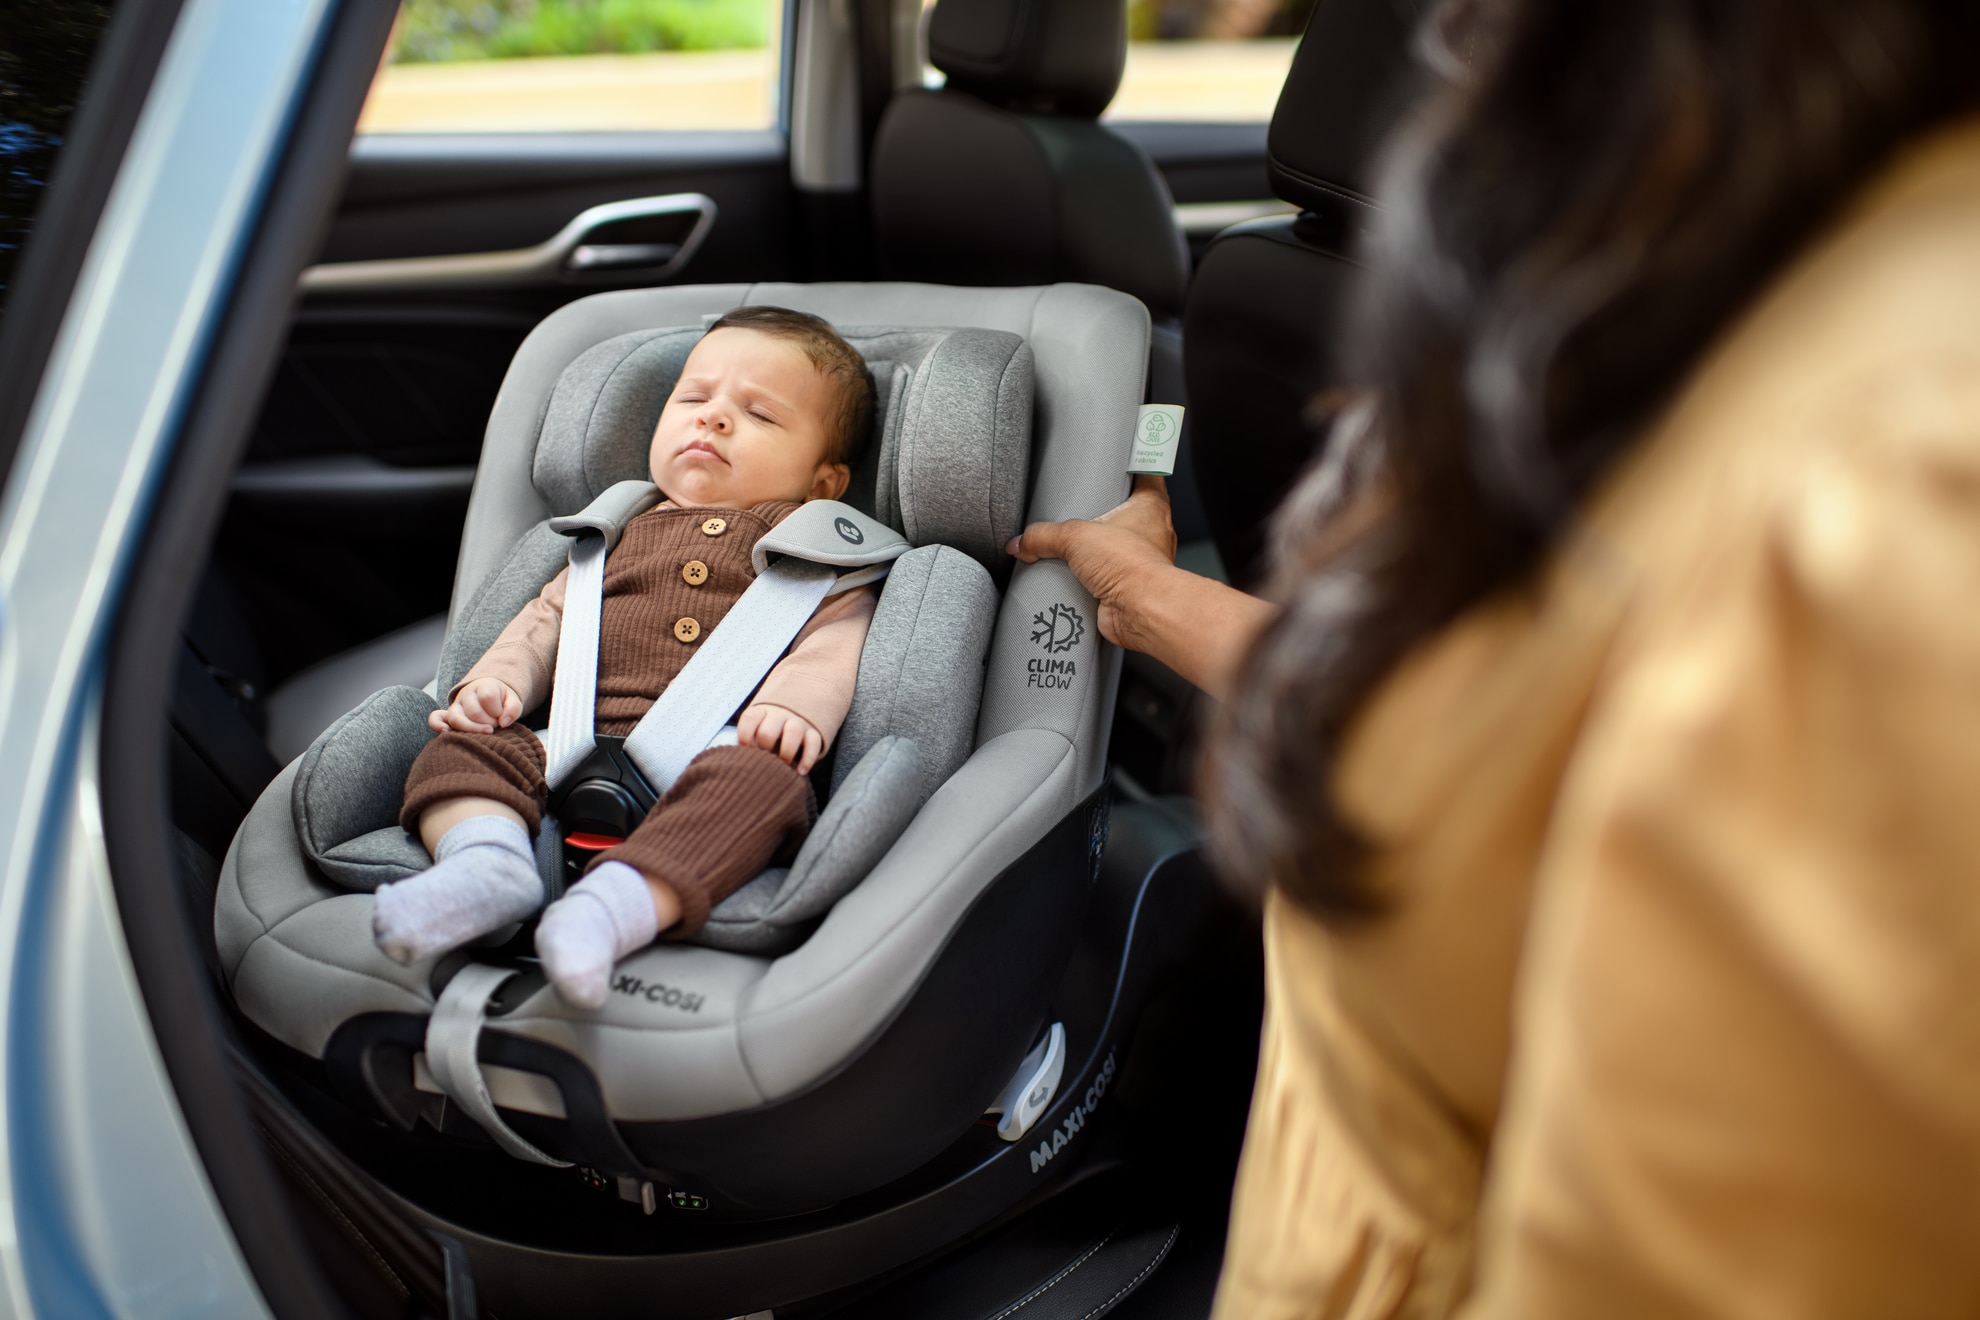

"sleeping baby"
[372,306,878,1007]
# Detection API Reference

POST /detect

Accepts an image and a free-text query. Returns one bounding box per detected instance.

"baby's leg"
[373,726,549,965]
[536,744,814,1006]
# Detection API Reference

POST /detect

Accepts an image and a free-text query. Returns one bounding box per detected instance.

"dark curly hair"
[1207,0,1980,918]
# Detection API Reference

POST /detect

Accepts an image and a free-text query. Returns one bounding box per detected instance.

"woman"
[1014,0,1980,1314]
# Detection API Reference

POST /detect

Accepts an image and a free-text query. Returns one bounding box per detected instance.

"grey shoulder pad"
[751,500,910,578]
[547,479,661,552]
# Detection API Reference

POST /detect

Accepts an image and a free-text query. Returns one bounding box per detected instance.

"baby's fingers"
[777,718,807,765]
[796,727,823,774]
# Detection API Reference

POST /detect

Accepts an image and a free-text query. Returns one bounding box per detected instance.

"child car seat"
[216,281,1147,1217]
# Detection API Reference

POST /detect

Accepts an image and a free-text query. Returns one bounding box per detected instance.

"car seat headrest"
[1267,0,1432,213]
[927,0,1125,118]
[529,323,1034,571]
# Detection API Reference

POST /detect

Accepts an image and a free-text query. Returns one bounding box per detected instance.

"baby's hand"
[737,704,825,773]
[429,679,523,734]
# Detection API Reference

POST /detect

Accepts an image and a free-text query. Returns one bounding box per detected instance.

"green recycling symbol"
[1139,412,1174,447]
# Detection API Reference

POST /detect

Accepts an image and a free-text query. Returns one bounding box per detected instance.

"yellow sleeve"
[1464,360,1980,1319]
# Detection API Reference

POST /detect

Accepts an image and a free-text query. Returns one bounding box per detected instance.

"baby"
[372,306,878,1007]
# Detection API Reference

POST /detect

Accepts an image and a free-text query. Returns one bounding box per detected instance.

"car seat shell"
[216,281,1147,1213]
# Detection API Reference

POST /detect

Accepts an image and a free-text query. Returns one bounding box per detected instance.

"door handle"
[299,192,718,294]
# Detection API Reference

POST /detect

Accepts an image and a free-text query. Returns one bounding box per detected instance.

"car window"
[357,0,786,134]
[0,1,115,324]
[914,0,1314,123]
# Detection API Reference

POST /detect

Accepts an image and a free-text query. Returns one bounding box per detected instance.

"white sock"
[534,862,659,1009]
[372,815,543,966]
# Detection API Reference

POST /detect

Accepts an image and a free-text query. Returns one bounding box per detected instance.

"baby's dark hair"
[705,305,875,467]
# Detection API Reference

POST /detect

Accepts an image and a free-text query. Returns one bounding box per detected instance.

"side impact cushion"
[834,544,998,803]
[698,735,924,954]
[291,685,437,890]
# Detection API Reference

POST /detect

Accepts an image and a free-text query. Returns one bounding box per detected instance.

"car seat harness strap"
[424,963,573,1168]
[621,558,840,792]
[542,484,910,799]
[542,532,608,787]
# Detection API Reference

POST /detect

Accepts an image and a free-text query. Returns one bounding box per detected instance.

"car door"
[220,0,811,708]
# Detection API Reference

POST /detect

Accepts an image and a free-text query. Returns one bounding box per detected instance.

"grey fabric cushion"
[437,520,570,697]
[835,544,999,801]
[698,735,924,954]
[291,685,438,889]
[524,324,1032,570]
[532,328,701,510]
[319,826,432,891]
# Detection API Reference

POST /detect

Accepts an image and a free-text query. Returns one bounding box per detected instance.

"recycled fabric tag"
[1128,403,1185,475]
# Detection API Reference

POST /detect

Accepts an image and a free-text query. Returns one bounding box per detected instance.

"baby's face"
[648,328,848,509]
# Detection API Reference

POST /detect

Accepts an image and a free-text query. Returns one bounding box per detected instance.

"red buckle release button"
[564,832,624,852]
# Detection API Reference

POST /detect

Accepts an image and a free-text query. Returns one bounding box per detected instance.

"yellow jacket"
[1216,116,1980,1319]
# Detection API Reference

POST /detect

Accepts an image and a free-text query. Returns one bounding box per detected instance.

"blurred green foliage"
[392,0,770,63]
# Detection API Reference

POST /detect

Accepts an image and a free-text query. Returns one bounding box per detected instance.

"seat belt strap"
[542,479,661,787]
[539,493,912,795]
[424,964,571,1168]
[543,532,606,787]
[622,558,839,793]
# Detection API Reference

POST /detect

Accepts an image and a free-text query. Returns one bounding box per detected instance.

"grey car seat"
[216,280,1146,1216]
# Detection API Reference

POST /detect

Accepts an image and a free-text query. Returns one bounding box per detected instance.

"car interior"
[120,0,1426,1315]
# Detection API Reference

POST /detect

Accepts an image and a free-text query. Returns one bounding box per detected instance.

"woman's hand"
[1008,474,1180,653]
[429,678,524,734]
[738,703,826,773]
[1008,474,1276,699]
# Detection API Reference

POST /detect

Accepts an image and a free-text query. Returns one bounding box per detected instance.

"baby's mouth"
[678,439,728,464]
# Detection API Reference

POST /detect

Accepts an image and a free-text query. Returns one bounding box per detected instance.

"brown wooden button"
[681,559,709,586]
[673,616,701,643]
[701,517,727,536]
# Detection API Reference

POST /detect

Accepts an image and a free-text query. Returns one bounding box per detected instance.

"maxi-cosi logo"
[1028,1048,1116,1173]
[611,974,704,1013]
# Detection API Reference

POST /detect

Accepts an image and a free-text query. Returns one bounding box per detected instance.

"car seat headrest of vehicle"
[927,0,1126,118]
[529,323,1034,571]
[1267,0,1432,213]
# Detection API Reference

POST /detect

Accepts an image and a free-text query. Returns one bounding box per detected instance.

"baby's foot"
[372,815,542,965]
[535,861,660,1008]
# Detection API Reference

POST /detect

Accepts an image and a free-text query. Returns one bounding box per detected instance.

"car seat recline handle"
[298,192,719,293]
[984,1021,1067,1142]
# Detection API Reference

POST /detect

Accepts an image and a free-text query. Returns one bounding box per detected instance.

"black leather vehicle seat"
[1183,0,1427,586]
[870,0,1190,406]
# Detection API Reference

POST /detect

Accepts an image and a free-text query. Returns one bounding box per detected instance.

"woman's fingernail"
[1005,536,1021,555]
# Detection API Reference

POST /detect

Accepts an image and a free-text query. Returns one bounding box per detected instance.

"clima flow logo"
[1027,602,1085,690]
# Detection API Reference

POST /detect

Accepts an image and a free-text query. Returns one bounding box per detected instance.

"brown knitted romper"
[400,501,815,933]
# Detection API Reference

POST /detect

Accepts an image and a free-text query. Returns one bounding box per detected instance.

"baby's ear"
[811,462,851,501]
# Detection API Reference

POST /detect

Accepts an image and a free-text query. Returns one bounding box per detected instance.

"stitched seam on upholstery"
[898,336,938,545]
[986,1231,1115,1320]
[1080,1225,1178,1320]
[738,732,1073,1016]
[261,925,433,1001]
[581,334,655,502]
[762,742,881,922]
[991,339,1022,550]
[888,558,941,760]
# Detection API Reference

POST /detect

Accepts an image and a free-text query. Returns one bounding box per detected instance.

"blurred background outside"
[358,0,1315,133]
